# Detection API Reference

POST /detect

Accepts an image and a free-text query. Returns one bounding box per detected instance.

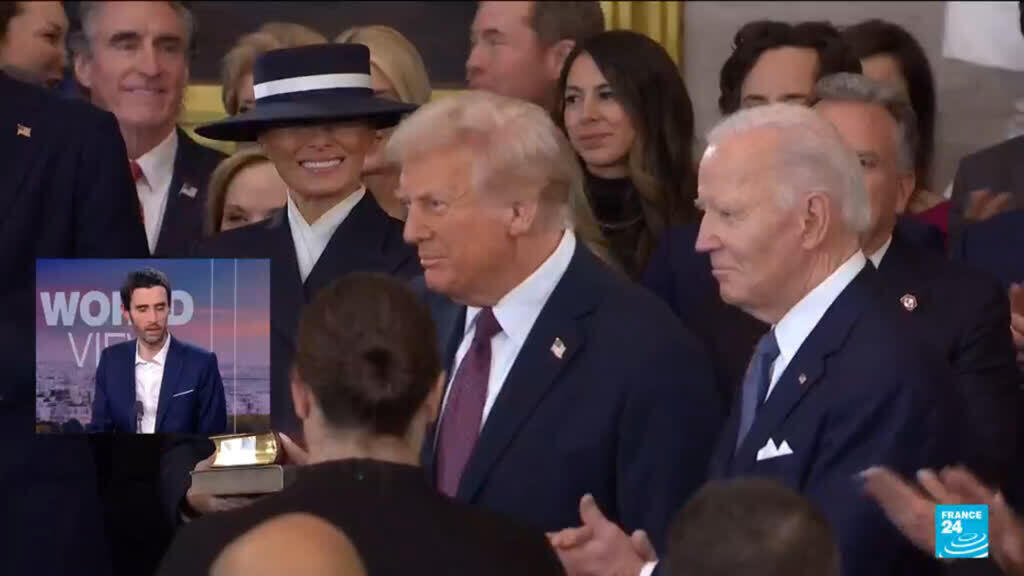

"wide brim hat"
[196,43,418,142]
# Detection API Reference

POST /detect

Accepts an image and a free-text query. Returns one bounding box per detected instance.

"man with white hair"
[390,90,722,555]
[814,72,1019,494]
[548,103,954,576]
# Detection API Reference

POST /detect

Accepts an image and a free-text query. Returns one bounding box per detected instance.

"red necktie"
[436,308,502,497]
[130,160,144,182]
[129,159,145,226]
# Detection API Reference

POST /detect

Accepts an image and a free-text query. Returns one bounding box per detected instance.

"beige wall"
[683,1,1024,194]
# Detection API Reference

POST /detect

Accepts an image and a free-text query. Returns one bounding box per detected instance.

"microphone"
[136,400,144,433]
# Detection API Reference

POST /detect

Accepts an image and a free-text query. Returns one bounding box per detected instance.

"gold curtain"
[599,1,682,66]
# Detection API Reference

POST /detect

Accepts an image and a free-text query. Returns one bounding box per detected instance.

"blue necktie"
[736,331,780,451]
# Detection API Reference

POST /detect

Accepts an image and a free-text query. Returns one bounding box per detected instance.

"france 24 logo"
[935,505,988,558]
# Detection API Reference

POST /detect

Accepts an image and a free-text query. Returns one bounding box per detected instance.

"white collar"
[135,333,172,366]
[867,235,893,268]
[134,128,178,195]
[773,251,867,367]
[286,186,366,236]
[465,231,577,347]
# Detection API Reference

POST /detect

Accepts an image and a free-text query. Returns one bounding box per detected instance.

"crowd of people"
[2,1,1023,575]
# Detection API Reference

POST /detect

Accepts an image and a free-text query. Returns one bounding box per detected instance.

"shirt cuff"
[639,561,658,576]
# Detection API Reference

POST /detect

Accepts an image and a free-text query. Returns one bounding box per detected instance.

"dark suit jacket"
[152,128,225,257]
[954,210,1024,289]
[877,231,1019,487]
[419,243,722,553]
[160,194,420,529]
[708,265,954,576]
[89,338,227,435]
[642,224,767,407]
[0,71,149,576]
[950,135,1024,246]
[156,459,564,576]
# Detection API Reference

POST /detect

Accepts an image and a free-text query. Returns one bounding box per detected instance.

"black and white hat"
[196,43,418,142]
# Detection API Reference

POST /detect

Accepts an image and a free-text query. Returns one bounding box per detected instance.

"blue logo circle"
[941,533,989,558]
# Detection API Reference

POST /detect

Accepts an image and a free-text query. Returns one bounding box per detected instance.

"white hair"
[386,90,582,230]
[707,103,872,233]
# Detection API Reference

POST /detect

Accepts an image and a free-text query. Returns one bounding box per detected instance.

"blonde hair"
[205,147,275,236]
[221,22,327,115]
[335,25,431,105]
[387,90,617,269]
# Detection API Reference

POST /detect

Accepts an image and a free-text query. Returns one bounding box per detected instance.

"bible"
[189,432,298,496]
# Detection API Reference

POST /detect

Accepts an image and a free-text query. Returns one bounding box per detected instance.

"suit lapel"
[0,73,47,226]
[303,193,394,296]
[154,128,201,255]
[732,266,879,474]
[268,212,305,351]
[121,341,138,431]
[456,245,604,502]
[155,337,183,432]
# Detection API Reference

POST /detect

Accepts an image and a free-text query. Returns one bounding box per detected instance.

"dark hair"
[529,1,604,47]
[842,19,935,191]
[294,273,441,437]
[719,20,861,115]
[0,1,22,44]
[120,268,171,308]
[666,478,840,576]
[555,30,697,274]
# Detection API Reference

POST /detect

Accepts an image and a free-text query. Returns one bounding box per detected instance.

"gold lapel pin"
[900,293,918,312]
[16,123,31,138]
[550,338,566,359]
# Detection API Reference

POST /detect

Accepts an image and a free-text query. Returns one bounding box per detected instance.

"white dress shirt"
[134,129,178,254]
[867,235,892,269]
[638,251,869,576]
[441,231,577,427]
[286,187,365,282]
[766,251,867,400]
[135,334,171,434]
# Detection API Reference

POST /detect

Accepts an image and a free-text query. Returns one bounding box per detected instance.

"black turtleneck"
[585,172,646,278]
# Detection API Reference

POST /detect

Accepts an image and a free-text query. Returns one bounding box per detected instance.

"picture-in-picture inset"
[35,258,271,435]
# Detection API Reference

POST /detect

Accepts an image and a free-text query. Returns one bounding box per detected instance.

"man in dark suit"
[814,73,1020,489]
[90,268,227,435]
[551,104,954,576]
[160,44,420,527]
[390,90,721,557]
[70,1,225,256]
[156,272,564,576]
[0,69,148,575]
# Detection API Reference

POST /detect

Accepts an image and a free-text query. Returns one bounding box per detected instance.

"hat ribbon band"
[253,73,372,101]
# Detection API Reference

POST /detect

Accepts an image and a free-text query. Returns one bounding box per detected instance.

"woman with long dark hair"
[554,29,698,279]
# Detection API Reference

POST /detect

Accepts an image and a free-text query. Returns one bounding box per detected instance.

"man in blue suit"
[814,73,1020,490]
[550,104,954,576]
[90,267,226,435]
[389,91,722,555]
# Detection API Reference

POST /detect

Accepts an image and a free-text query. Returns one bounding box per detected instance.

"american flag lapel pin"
[179,183,198,198]
[551,338,566,359]
[798,373,807,385]
[16,123,31,138]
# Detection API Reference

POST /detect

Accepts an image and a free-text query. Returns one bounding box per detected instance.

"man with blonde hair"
[549,104,955,576]
[390,90,721,556]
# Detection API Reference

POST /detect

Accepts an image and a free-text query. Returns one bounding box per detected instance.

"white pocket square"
[756,438,794,461]
[171,388,195,398]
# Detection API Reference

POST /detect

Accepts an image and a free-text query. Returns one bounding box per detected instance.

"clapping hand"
[547,494,657,576]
